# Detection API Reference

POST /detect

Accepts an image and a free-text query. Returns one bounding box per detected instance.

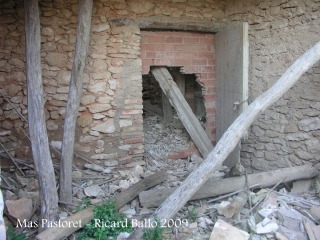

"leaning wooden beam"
[35,171,168,240]
[24,0,58,230]
[139,165,318,208]
[129,42,320,239]
[151,67,213,157]
[60,0,93,204]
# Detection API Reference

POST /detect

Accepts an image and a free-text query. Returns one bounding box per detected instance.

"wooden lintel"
[151,67,213,158]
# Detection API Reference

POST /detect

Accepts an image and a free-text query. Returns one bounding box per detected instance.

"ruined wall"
[224,0,320,172]
[140,31,216,141]
[0,0,319,171]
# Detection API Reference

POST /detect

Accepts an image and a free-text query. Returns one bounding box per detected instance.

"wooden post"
[129,42,320,239]
[174,72,185,96]
[162,92,173,123]
[151,67,213,157]
[59,0,93,204]
[24,0,58,229]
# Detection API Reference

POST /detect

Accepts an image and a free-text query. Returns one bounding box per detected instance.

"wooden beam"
[60,0,93,204]
[139,165,318,208]
[24,0,58,230]
[151,67,213,158]
[135,16,227,32]
[162,92,173,123]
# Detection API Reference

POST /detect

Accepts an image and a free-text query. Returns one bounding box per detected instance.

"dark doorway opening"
[142,67,206,160]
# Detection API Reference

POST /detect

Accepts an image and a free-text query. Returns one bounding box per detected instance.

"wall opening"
[142,67,206,159]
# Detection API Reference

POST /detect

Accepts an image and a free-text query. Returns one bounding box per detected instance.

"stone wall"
[0,0,319,171]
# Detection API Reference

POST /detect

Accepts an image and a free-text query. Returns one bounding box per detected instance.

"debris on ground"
[1,146,319,240]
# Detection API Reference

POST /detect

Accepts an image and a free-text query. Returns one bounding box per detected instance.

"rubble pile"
[143,112,193,160]
[1,150,320,240]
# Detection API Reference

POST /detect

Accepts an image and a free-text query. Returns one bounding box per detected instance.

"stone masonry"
[0,0,319,172]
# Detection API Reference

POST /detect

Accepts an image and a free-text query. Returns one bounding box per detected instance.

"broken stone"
[104,160,118,167]
[310,205,320,220]
[129,175,140,184]
[47,120,58,131]
[84,164,104,172]
[119,119,132,127]
[103,168,112,174]
[5,198,33,221]
[59,212,68,220]
[291,179,312,194]
[92,153,117,160]
[72,171,83,178]
[298,117,320,132]
[92,119,115,133]
[50,140,62,150]
[121,208,136,217]
[0,130,11,136]
[209,219,250,240]
[109,184,120,194]
[77,113,93,127]
[132,165,144,178]
[256,219,279,234]
[84,185,103,197]
[46,52,68,68]
[117,232,131,240]
[275,232,289,240]
[119,180,130,189]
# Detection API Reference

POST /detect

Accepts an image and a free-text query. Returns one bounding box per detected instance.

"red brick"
[207,58,215,65]
[141,44,156,51]
[125,99,143,104]
[146,51,156,58]
[172,59,192,66]
[167,146,200,160]
[198,52,214,59]
[166,36,183,43]
[189,32,208,38]
[206,108,216,114]
[154,59,172,65]
[201,66,214,72]
[183,37,200,44]
[173,52,197,59]
[143,36,166,44]
[206,86,216,93]
[142,59,153,66]
[124,138,144,144]
[192,59,207,65]
[155,44,175,51]
[200,37,214,44]
[206,72,216,79]
[122,109,143,115]
[204,95,215,101]
[172,32,191,37]
[142,66,150,75]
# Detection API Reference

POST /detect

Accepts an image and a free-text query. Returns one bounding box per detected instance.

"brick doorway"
[140,31,216,159]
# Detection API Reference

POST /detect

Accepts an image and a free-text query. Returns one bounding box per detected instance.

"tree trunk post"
[24,0,58,230]
[59,0,93,204]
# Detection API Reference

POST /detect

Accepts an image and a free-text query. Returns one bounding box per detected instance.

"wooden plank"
[139,165,318,208]
[162,92,173,123]
[215,22,249,168]
[151,67,213,158]
[135,16,227,33]
[24,0,58,229]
